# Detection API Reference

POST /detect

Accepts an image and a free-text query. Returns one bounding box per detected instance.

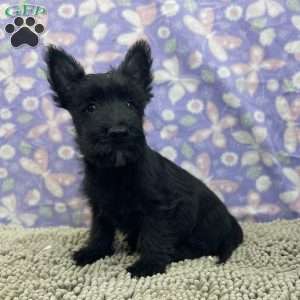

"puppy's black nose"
[108,126,128,138]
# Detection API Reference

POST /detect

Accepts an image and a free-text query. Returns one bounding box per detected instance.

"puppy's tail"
[217,215,243,264]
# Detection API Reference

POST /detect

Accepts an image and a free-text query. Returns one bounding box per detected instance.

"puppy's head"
[45,40,152,168]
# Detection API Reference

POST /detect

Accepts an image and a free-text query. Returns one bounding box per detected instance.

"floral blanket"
[0,0,299,227]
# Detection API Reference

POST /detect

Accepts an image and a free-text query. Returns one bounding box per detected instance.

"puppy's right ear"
[45,45,85,108]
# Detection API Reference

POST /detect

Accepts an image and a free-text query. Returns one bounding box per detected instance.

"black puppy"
[45,40,243,277]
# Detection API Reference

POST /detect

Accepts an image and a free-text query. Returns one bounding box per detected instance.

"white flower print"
[157,26,170,39]
[231,191,280,220]
[0,123,15,138]
[160,124,178,140]
[231,45,285,95]
[19,149,76,198]
[117,3,156,46]
[232,126,275,167]
[186,99,204,114]
[0,167,8,178]
[27,97,71,143]
[256,175,272,192]
[254,111,265,123]
[283,16,300,59]
[181,153,239,200]
[161,109,175,121]
[58,146,75,160]
[58,3,76,19]
[221,152,239,167]
[80,40,121,73]
[245,0,284,20]
[225,5,243,21]
[93,23,108,41]
[189,101,236,148]
[154,56,200,104]
[78,0,115,16]
[292,72,300,89]
[0,194,37,227]
[0,108,12,120]
[22,50,39,68]
[266,79,279,92]
[259,28,276,46]
[25,189,41,206]
[22,96,39,112]
[188,51,203,69]
[160,0,179,17]
[160,146,177,161]
[184,8,242,62]
[276,96,300,153]
[280,167,300,213]
[0,56,35,102]
[0,144,15,160]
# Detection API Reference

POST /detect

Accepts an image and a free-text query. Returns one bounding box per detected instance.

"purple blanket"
[0,0,300,227]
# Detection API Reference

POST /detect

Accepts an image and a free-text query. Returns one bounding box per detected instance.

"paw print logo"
[5,17,44,47]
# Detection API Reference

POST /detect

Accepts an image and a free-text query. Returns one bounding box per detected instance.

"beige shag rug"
[0,220,300,300]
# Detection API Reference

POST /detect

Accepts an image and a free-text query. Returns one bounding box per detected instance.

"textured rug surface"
[0,220,300,300]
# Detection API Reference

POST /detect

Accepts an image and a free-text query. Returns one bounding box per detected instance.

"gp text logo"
[5,3,47,18]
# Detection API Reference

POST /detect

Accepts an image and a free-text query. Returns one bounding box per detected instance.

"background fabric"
[0,0,300,227]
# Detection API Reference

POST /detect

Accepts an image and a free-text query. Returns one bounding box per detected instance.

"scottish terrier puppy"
[45,40,243,277]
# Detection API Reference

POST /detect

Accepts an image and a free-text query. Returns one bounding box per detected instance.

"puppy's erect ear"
[45,45,85,108]
[120,40,153,92]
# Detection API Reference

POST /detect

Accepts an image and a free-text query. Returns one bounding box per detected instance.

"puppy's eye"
[85,103,96,113]
[127,100,135,109]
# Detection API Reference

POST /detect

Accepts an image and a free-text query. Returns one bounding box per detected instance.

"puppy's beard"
[114,151,126,167]
[82,137,146,168]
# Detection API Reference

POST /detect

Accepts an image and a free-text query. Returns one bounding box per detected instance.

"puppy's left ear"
[120,40,152,92]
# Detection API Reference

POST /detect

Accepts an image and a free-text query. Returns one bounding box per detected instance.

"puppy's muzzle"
[108,126,129,139]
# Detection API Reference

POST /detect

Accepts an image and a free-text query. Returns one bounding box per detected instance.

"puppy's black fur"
[45,40,243,277]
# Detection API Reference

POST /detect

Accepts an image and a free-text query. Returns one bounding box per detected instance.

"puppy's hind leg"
[216,239,235,264]
[173,240,212,262]
[217,216,243,264]
[126,230,139,254]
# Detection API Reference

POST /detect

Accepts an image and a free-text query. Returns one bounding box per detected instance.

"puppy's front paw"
[126,235,138,255]
[127,259,166,277]
[73,247,99,266]
[72,246,113,266]
[126,241,137,255]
